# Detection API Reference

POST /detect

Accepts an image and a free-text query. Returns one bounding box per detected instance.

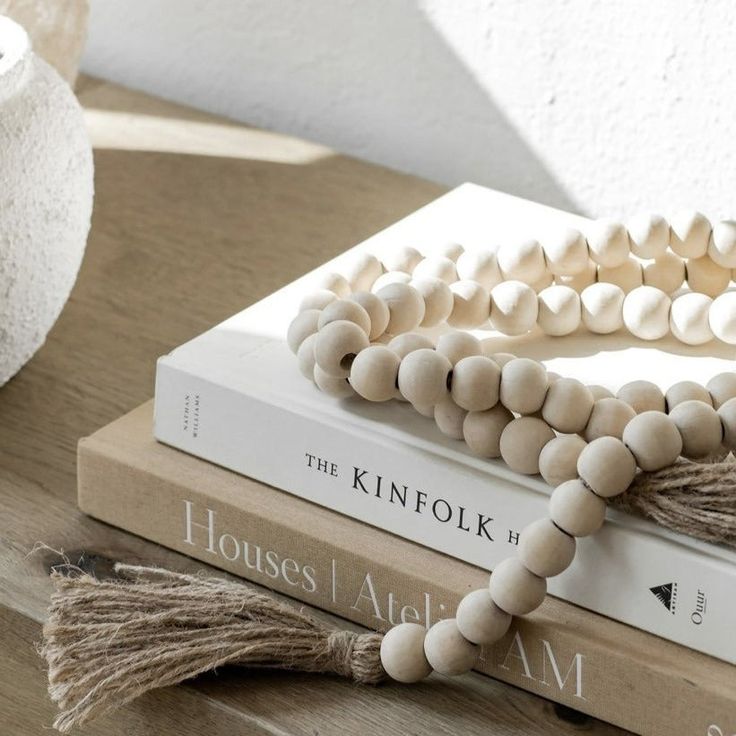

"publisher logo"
[649,582,677,613]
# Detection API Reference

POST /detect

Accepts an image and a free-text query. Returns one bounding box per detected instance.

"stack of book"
[77,185,736,736]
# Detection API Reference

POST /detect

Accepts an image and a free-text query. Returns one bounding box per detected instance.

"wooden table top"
[0,76,628,735]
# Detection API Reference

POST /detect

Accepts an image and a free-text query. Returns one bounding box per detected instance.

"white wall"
[82,0,736,218]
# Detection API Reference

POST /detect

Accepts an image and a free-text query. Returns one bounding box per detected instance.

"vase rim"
[0,15,30,85]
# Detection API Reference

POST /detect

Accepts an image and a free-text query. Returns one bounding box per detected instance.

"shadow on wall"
[82,0,579,213]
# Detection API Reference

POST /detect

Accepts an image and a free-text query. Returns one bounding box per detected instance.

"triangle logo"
[650,582,677,613]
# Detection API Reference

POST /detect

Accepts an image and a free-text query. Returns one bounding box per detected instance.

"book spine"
[153,359,736,663]
[77,431,736,736]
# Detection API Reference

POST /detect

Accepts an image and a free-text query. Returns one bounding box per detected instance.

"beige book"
[78,402,736,736]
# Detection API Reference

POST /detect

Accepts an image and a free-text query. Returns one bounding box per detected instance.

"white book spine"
[154,358,736,664]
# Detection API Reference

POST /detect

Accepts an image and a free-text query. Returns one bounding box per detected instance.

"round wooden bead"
[580,283,625,334]
[718,397,736,450]
[434,396,468,439]
[577,436,636,497]
[622,286,671,341]
[349,291,390,340]
[349,345,401,402]
[642,251,685,294]
[497,238,547,284]
[299,289,338,312]
[709,292,736,344]
[463,404,514,457]
[708,220,736,268]
[686,256,730,297]
[584,398,636,441]
[371,270,412,293]
[490,281,538,335]
[410,276,453,327]
[499,417,555,475]
[296,333,318,381]
[318,299,372,336]
[707,372,736,409]
[451,355,501,411]
[518,518,576,577]
[669,210,711,258]
[542,228,589,275]
[397,349,451,406]
[381,245,423,273]
[423,618,479,676]
[376,282,425,334]
[537,285,581,336]
[412,256,457,284]
[586,219,630,268]
[597,258,643,293]
[387,332,435,359]
[669,400,723,459]
[489,558,547,616]
[500,358,549,415]
[447,280,491,328]
[314,320,370,377]
[314,271,351,297]
[341,252,383,292]
[665,380,712,410]
[669,292,714,345]
[549,479,607,536]
[622,411,683,471]
[541,378,594,434]
[588,384,614,400]
[436,332,482,365]
[538,435,587,487]
[380,623,432,683]
[287,309,321,354]
[314,365,355,398]
[616,380,665,414]
[456,250,502,289]
[555,258,597,292]
[627,213,669,259]
[456,589,511,645]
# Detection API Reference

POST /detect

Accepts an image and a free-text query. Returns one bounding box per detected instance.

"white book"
[154,183,736,663]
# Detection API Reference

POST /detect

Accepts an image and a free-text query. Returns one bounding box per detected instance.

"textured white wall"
[82,0,736,218]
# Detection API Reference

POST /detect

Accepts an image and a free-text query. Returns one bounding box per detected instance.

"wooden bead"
[318,299,372,336]
[381,245,423,273]
[423,618,479,676]
[314,320,369,377]
[669,400,723,459]
[451,355,501,411]
[616,380,665,414]
[686,255,730,297]
[456,589,511,645]
[414,402,436,419]
[489,558,547,616]
[500,358,549,414]
[314,271,351,297]
[707,372,736,409]
[436,332,482,365]
[412,256,457,284]
[349,345,401,402]
[538,435,587,487]
[371,270,411,293]
[549,479,607,537]
[410,276,453,327]
[542,378,594,434]
[669,210,711,258]
[577,436,636,497]
[499,417,555,475]
[314,365,355,398]
[597,258,643,293]
[376,282,425,334]
[622,411,682,471]
[518,518,576,577]
[296,333,318,381]
[287,309,321,353]
[586,219,630,268]
[718,397,736,450]
[463,404,514,457]
[588,385,614,400]
[435,240,465,261]
[434,396,468,439]
[622,286,671,341]
[349,291,391,340]
[666,380,712,410]
[490,281,538,335]
[497,238,547,284]
[584,398,636,441]
[708,220,736,268]
[299,289,338,312]
[398,348,451,406]
[555,258,597,292]
[642,251,685,294]
[455,250,502,289]
[627,213,669,259]
[341,252,383,292]
[380,623,432,683]
[537,285,581,336]
[669,292,714,345]
[387,332,434,359]
[542,228,589,276]
[709,292,736,344]
[447,280,491,328]
[580,283,625,334]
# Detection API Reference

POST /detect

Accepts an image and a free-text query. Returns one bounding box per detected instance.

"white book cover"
[154,183,736,663]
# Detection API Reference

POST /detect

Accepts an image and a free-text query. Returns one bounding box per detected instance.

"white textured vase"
[0,15,93,386]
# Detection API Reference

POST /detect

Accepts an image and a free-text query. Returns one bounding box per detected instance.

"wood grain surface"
[0,76,630,735]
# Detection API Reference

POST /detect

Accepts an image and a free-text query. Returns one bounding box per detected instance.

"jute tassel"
[41,564,385,733]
